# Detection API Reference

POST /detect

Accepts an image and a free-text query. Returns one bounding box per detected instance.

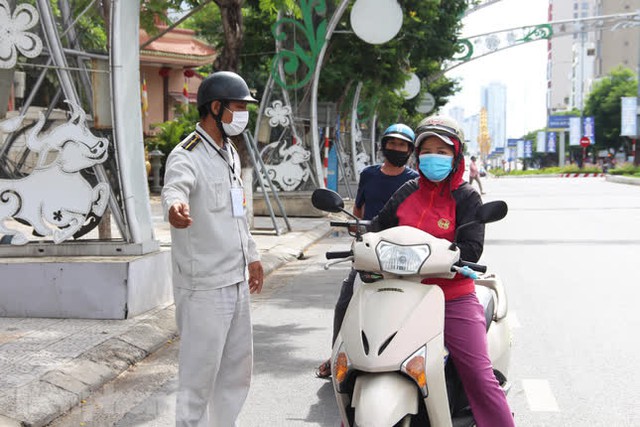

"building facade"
[481,82,507,150]
[547,0,598,113]
[595,0,640,78]
[547,0,640,114]
[139,26,216,135]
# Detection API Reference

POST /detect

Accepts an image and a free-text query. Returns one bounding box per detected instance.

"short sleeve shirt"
[355,165,419,220]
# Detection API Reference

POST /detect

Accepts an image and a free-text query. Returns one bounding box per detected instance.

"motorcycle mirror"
[477,200,508,224]
[311,188,345,213]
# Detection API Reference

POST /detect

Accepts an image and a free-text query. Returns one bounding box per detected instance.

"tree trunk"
[0,69,14,119]
[213,0,243,71]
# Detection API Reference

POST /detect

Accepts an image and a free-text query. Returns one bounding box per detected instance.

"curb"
[0,222,332,427]
[605,174,640,186]
[493,173,604,178]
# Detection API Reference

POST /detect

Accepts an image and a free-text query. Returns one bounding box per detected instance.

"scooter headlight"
[375,241,430,275]
[401,345,428,397]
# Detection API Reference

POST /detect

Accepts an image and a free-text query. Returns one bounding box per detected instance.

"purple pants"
[445,293,515,427]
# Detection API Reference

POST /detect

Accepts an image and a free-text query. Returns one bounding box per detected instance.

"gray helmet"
[197,71,258,110]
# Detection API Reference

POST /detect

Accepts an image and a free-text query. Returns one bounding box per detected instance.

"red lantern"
[183,68,195,78]
[158,67,171,78]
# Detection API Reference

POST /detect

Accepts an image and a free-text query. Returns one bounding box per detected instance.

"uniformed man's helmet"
[196,71,258,110]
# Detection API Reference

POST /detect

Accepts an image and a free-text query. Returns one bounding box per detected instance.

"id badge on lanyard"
[230,187,245,218]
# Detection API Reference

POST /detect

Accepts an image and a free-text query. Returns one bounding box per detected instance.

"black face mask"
[382,148,410,167]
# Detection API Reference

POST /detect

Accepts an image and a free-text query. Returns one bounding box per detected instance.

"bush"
[148,104,200,158]
[492,165,603,177]
[609,163,640,176]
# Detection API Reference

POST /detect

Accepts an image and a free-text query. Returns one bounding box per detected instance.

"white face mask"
[222,108,249,136]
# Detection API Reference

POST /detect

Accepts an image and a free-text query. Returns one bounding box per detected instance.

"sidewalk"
[0,196,332,427]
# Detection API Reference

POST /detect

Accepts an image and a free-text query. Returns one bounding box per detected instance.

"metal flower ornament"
[265,100,292,127]
[0,0,43,69]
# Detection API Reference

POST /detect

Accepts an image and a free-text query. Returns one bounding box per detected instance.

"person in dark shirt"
[316,123,419,378]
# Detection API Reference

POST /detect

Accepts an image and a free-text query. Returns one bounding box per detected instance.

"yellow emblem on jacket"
[437,218,450,230]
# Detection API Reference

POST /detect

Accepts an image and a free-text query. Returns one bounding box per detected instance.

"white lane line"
[522,379,560,412]
[507,311,521,329]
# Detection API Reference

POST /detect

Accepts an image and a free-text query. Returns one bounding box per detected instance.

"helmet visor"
[383,132,414,144]
[415,131,455,147]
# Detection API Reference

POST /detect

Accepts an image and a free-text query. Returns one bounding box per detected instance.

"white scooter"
[311,189,512,427]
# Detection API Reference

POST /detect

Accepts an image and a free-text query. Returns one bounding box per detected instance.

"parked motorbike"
[311,188,512,427]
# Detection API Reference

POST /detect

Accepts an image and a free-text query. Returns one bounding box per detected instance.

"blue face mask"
[418,154,453,182]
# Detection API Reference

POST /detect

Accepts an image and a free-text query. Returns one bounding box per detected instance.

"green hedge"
[491,165,602,177]
[608,163,640,176]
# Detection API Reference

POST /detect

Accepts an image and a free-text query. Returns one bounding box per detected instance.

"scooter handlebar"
[329,221,351,227]
[326,250,354,260]
[456,260,488,273]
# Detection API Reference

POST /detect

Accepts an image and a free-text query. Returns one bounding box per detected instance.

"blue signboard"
[548,115,572,129]
[327,145,338,191]
[547,132,556,153]
[524,140,533,159]
[583,116,595,144]
[507,138,518,147]
[493,146,505,154]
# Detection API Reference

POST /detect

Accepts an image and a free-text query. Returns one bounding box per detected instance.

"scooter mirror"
[477,200,508,224]
[311,188,345,213]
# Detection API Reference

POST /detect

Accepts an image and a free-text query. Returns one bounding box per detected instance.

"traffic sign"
[416,92,435,114]
[580,136,591,147]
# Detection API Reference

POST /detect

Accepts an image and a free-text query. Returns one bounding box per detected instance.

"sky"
[444,0,549,138]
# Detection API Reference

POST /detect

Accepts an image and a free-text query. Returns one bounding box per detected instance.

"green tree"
[180,0,466,126]
[584,66,637,155]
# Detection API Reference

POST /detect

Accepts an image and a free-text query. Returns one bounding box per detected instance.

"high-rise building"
[547,0,597,113]
[547,0,640,114]
[481,82,507,150]
[463,114,480,154]
[595,0,640,78]
[448,106,465,127]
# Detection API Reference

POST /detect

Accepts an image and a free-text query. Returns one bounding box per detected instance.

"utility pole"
[580,21,586,167]
[636,22,640,166]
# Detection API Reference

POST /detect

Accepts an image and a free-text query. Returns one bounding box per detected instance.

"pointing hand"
[169,203,193,228]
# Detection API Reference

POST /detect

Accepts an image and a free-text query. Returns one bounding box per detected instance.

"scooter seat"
[475,285,495,332]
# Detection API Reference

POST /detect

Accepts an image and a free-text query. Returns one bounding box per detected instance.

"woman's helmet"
[197,71,258,112]
[381,123,415,150]
[414,115,465,147]
[414,115,465,171]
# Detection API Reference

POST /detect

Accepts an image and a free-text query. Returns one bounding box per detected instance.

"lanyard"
[196,129,237,178]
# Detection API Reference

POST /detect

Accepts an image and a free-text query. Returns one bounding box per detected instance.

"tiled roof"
[140,26,216,66]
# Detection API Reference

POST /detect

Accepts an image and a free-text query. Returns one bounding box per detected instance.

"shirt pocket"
[207,179,227,212]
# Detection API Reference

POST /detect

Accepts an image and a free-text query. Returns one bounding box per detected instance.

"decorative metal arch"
[438,11,640,80]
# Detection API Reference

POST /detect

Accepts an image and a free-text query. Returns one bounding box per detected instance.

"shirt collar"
[195,123,226,150]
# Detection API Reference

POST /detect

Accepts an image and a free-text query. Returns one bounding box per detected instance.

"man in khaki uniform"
[162,71,263,427]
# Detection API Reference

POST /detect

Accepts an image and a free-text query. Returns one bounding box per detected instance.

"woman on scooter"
[371,115,515,427]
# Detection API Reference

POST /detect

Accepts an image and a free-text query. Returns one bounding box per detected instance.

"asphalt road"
[49,177,640,426]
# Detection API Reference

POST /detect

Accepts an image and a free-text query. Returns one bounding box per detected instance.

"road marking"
[521,379,560,412]
[507,311,521,328]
